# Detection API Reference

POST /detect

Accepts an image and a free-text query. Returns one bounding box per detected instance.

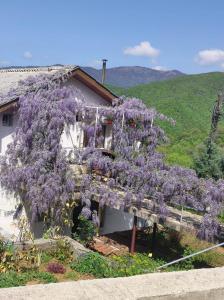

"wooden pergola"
[71,164,224,253]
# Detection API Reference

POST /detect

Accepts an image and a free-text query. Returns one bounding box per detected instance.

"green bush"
[40,239,73,263]
[70,252,165,278]
[52,239,73,262]
[0,240,14,255]
[30,271,57,283]
[71,252,111,278]
[109,253,164,277]
[0,271,57,288]
[72,216,96,246]
[0,272,27,288]
[166,246,219,271]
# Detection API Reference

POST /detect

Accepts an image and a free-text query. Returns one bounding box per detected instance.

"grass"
[108,72,224,167]
[0,271,57,288]
[70,229,224,278]
[149,229,224,268]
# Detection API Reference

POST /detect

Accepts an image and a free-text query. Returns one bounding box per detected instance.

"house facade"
[0,66,147,241]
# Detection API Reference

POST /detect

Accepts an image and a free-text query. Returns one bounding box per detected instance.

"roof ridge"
[0,65,76,73]
[0,67,50,73]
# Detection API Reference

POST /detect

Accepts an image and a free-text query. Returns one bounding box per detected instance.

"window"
[2,114,13,126]
[83,124,106,148]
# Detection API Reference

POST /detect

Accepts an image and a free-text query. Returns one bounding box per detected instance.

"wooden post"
[130,215,137,254]
[151,222,157,253]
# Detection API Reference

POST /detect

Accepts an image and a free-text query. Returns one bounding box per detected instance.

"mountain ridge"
[82,66,185,87]
[0,65,185,88]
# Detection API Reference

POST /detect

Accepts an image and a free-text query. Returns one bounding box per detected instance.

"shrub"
[109,253,164,277]
[0,272,27,288]
[71,252,164,278]
[47,262,66,274]
[70,252,111,278]
[0,240,13,254]
[25,271,57,283]
[43,239,73,263]
[72,216,96,246]
[0,242,39,273]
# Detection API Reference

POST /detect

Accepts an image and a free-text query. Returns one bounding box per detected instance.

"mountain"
[109,72,224,167]
[1,65,184,88]
[82,66,185,87]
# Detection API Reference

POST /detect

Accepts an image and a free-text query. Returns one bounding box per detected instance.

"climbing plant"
[0,74,84,228]
[0,73,224,240]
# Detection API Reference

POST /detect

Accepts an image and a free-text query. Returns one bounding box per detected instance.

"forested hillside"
[109,72,224,167]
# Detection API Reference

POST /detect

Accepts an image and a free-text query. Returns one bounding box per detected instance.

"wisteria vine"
[0,72,224,240]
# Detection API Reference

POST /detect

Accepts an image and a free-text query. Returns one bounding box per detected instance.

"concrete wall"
[0,266,224,299]
[100,206,151,235]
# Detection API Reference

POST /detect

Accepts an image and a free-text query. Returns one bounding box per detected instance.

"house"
[0,66,209,253]
[0,66,113,238]
[0,66,145,241]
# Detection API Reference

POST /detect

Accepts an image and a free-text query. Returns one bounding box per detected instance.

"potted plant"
[102,115,113,125]
[129,119,136,128]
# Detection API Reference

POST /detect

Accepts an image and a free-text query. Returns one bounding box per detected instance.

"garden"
[0,224,224,289]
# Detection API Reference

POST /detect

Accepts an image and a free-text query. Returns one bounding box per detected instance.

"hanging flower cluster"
[0,75,84,226]
[78,98,224,240]
[0,72,224,240]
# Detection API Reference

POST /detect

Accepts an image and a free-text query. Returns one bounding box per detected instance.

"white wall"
[0,188,20,240]
[100,206,152,235]
[61,122,84,154]
[65,77,110,107]
[0,111,20,240]
[61,77,112,153]
[0,111,18,155]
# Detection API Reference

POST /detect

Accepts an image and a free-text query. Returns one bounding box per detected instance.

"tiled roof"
[0,66,77,107]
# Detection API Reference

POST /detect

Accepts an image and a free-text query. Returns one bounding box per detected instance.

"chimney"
[101,59,108,84]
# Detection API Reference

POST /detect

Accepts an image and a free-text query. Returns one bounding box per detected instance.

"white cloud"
[153,65,167,71]
[23,51,33,59]
[124,41,160,58]
[196,49,224,66]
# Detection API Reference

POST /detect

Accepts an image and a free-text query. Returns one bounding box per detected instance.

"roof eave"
[0,66,118,109]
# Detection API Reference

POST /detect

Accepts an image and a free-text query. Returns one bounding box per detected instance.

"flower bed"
[1,231,224,289]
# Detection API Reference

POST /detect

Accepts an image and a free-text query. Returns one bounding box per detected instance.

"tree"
[194,140,224,180]
[194,92,224,180]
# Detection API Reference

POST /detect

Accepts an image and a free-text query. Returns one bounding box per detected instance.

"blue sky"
[0,0,224,73]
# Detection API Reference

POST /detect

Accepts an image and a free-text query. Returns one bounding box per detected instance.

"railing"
[157,241,224,270]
